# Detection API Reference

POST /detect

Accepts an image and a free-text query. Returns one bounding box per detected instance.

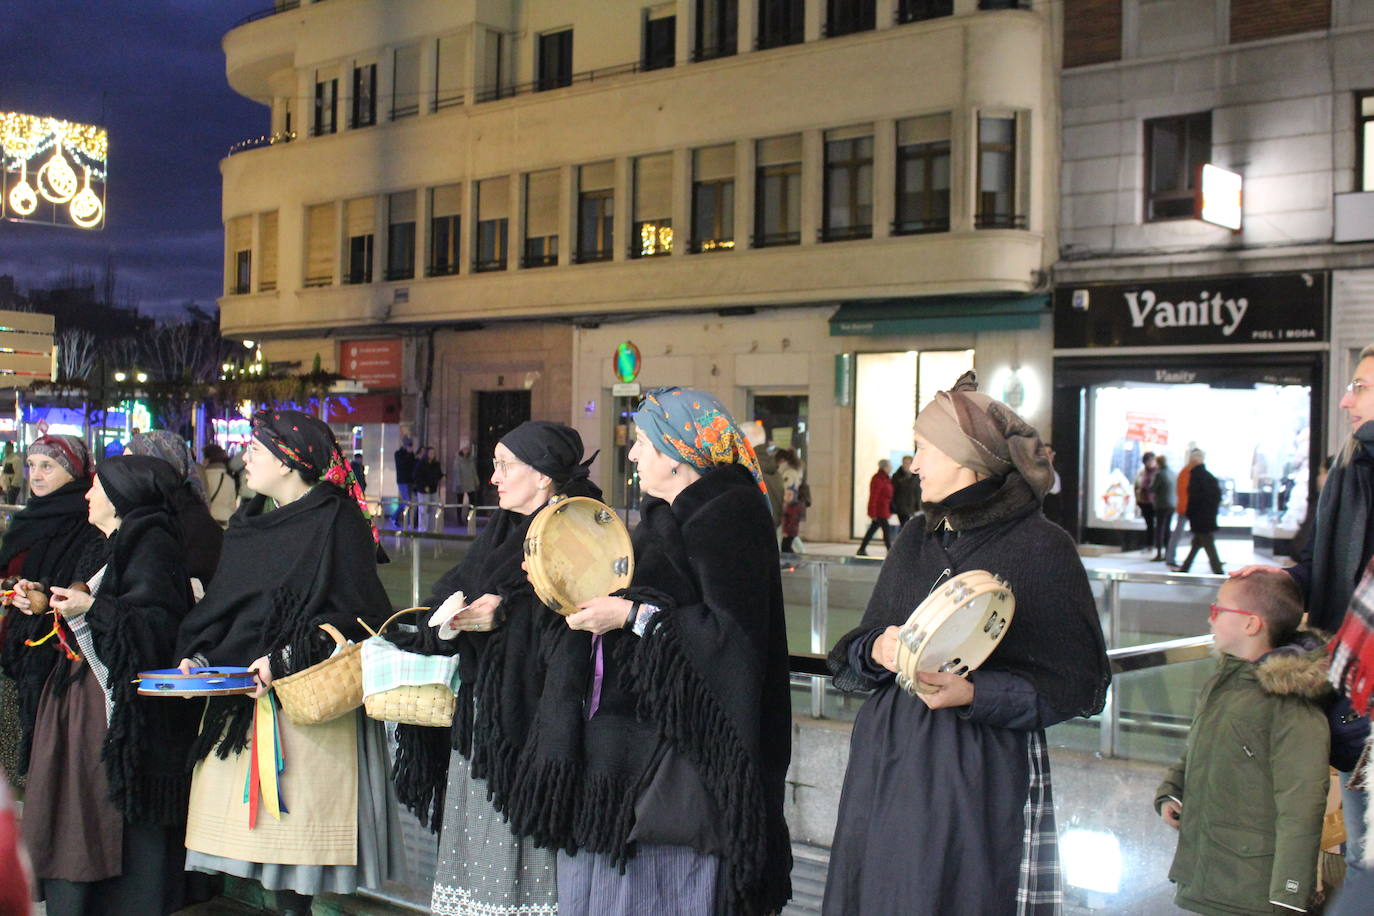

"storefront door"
[475,390,531,504]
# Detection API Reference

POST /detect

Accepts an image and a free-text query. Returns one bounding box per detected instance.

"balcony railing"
[426,263,460,278]
[302,274,332,288]
[819,224,872,242]
[233,0,300,27]
[974,213,1028,229]
[226,130,296,157]
[892,217,950,235]
[753,231,801,248]
[473,61,642,104]
[897,0,954,22]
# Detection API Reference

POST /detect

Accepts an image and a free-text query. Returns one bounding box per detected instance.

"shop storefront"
[1051,272,1329,552]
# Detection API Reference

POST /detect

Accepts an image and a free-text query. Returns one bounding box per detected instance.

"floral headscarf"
[253,409,378,544]
[128,430,208,502]
[633,387,765,493]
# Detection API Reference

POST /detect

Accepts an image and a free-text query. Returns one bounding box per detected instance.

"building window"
[695,0,737,61]
[758,0,804,49]
[428,184,462,276]
[476,177,510,272]
[692,144,735,252]
[643,8,676,71]
[578,162,615,262]
[259,211,278,292]
[976,113,1026,229]
[632,154,674,258]
[386,192,416,281]
[313,73,337,136]
[898,0,953,23]
[351,63,377,128]
[755,135,802,247]
[233,250,251,295]
[1144,111,1211,221]
[827,0,876,37]
[392,46,420,119]
[345,197,375,284]
[304,203,336,287]
[478,29,512,102]
[537,30,574,92]
[435,35,466,110]
[524,170,561,268]
[823,128,873,241]
[895,114,951,234]
[979,0,1030,8]
[1357,92,1374,192]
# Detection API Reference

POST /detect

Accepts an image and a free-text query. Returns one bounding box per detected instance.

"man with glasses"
[1154,574,1329,915]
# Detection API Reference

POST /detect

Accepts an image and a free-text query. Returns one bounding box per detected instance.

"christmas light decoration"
[0,112,107,230]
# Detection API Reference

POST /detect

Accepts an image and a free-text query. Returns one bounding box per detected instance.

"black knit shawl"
[85,498,196,825]
[176,484,392,759]
[0,477,106,775]
[390,476,603,831]
[829,473,1111,720]
[508,463,794,916]
[1306,425,1374,631]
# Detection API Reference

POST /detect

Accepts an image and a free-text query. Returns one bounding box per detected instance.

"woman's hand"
[48,585,93,619]
[567,596,634,636]
[871,626,901,673]
[914,671,975,709]
[248,655,273,698]
[452,593,502,632]
[11,579,38,614]
[177,657,196,675]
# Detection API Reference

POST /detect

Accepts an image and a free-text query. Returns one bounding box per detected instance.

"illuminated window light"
[639,222,674,257]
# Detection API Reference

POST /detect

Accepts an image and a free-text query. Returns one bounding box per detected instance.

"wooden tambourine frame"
[523,496,634,616]
[894,570,1014,696]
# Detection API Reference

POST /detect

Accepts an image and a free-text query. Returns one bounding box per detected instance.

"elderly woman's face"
[26,454,74,497]
[629,430,679,498]
[491,442,548,515]
[85,474,119,534]
[911,433,978,503]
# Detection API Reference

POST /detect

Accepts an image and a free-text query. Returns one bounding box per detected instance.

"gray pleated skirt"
[556,844,719,916]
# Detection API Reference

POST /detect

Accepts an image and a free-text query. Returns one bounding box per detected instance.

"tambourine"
[134,667,257,697]
[524,495,633,616]
[894,570,1014,696]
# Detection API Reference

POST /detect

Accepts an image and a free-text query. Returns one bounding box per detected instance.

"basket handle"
[317,623,348,646]
[358,606,430,638]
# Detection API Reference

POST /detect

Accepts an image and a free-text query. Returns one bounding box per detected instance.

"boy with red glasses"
[1155,574,1331,914]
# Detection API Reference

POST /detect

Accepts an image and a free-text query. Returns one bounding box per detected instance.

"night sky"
[0,1,266,316]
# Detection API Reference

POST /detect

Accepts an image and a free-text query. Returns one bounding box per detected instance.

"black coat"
[1187,464,1222,533]
[891,467,921,516]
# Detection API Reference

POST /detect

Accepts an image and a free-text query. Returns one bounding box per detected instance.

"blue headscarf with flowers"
[632,387,765,493]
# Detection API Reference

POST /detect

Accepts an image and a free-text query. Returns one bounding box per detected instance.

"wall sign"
[341,339,403,389]
[1,112,107,230]
[1054,272,1327,349]
[613,341,641,384]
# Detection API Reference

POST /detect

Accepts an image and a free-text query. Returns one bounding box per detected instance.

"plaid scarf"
[1330,552,1374,713]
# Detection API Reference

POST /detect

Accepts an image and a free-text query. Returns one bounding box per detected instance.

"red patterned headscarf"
[633,387,765,493]
[252,409,378,544]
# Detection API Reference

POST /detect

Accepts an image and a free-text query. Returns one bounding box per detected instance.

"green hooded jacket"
[1154,631,1331,915]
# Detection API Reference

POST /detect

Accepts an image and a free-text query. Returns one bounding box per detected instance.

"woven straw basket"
[360,607,458,728]
[272,622,365,726]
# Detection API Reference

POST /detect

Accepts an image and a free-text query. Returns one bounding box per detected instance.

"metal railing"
[472,60,644,104]
[233,0,301,27]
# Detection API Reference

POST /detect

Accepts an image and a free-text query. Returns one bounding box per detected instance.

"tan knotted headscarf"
[912,370,1056,498]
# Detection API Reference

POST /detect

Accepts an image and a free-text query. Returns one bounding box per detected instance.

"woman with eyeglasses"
[391,420,601,916]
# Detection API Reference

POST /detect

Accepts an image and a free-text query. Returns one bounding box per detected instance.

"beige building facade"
[220,0,1061,539]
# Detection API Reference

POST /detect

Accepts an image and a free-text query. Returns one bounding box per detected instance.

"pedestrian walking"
[857,460,894,556]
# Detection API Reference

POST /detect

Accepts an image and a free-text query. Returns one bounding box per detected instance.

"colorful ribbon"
[587,635,605,719]
[24,610,80,661]
[244,693,287,828]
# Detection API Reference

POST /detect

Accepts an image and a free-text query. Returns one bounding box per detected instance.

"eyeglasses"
[491,458,527,474]
[1209,603,1261,622]
[1347,380,1371,395]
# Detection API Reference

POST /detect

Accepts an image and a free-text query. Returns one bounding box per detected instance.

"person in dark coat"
[534,387,792,916]
[857,460,894,556]
[20,455,196,916]
[1149,454,1174,561]
[126,430,223,586]
[1179,450,1224,574]
[393,437,416,526]
[389,420,602,916]
[890,454,920,527]
[824,371,1109,916]
[0,436,106,788]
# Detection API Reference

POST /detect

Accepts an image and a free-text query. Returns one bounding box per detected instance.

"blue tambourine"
[135,667,257,697]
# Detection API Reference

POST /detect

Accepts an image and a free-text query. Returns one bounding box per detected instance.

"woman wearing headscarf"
[126,430,223,586]
[517,387,793,916]
[0,436,106,789]
[823,372,1110,915]
[389,419,600,916]
[175,409,399,916]
[19,455,195,915]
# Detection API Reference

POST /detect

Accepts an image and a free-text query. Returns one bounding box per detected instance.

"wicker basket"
[272,623,365,726]
[359,607,458,728]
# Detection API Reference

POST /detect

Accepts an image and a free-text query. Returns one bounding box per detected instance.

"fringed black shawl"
[0,477,106,775]
[508,463,795,916]
[86,494,196,825]
[176,484,392,760]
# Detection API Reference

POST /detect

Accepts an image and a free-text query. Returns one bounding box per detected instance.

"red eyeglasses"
[1209,604,1260,622]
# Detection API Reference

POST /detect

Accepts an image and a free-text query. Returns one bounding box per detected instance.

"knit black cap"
[498,420,597,486]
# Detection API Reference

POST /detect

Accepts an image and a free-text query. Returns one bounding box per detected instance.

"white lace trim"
[431,883,558,916]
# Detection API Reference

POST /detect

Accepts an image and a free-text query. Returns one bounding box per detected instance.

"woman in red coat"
[857,460,894,556]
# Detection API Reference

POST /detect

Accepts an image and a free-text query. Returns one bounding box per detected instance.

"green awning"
[828,294,1049,336]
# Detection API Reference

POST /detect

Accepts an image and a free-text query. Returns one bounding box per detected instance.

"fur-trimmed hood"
[1255,628,1333,700]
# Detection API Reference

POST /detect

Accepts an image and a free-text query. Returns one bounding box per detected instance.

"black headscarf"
[500,420,598,487]
[97,454,180,520]
[392,421,602,830]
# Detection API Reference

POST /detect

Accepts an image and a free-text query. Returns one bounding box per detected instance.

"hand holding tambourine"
[891,570,1015,701]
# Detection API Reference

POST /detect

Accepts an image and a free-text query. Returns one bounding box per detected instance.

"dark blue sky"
[0,1,266,315]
